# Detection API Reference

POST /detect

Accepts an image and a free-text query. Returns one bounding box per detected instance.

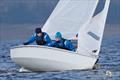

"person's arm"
[58,41,64,48]
[64,40,75,51]
[47,41,56,47]
[23,34,36,45]
[44,33,51,44]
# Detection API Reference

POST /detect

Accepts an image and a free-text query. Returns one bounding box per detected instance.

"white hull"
[10,45,98,71]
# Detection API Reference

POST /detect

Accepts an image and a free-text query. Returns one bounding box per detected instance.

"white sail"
[78,0,110,56]
[42,0,99,39]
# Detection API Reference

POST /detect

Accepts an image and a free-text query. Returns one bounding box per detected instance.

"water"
[0,25,120,80]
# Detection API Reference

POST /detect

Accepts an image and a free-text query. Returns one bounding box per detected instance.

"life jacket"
[35,33,46,45]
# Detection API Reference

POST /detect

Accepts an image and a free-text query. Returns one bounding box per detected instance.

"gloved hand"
[23,42,29,45]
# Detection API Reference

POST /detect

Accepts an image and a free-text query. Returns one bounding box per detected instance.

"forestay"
[78,0,110,56]
[42,0,99,39]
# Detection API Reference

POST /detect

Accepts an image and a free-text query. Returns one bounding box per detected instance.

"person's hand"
[23,42,29,45]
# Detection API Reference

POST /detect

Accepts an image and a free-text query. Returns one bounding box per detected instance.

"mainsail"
[78,0,110,55]
[42,0,99,39]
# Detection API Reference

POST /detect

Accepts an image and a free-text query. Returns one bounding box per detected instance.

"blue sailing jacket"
[48,39,75,51]
[26,32,51,45]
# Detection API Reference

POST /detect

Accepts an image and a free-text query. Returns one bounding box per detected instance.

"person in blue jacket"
[48,32,75,51]
[23,28,51,45]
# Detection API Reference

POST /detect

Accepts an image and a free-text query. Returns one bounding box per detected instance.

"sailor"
[48,32,75,51]
[23,28,51,45]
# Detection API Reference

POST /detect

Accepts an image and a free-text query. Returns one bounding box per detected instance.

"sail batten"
[42,0,99,39]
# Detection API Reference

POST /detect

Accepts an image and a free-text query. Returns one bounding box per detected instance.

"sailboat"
[10,0,110,71]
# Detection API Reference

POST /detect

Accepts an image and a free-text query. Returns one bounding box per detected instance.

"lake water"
[0,24,120,80]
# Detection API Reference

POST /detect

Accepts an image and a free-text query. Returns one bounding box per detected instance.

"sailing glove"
[23,42,29,45]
